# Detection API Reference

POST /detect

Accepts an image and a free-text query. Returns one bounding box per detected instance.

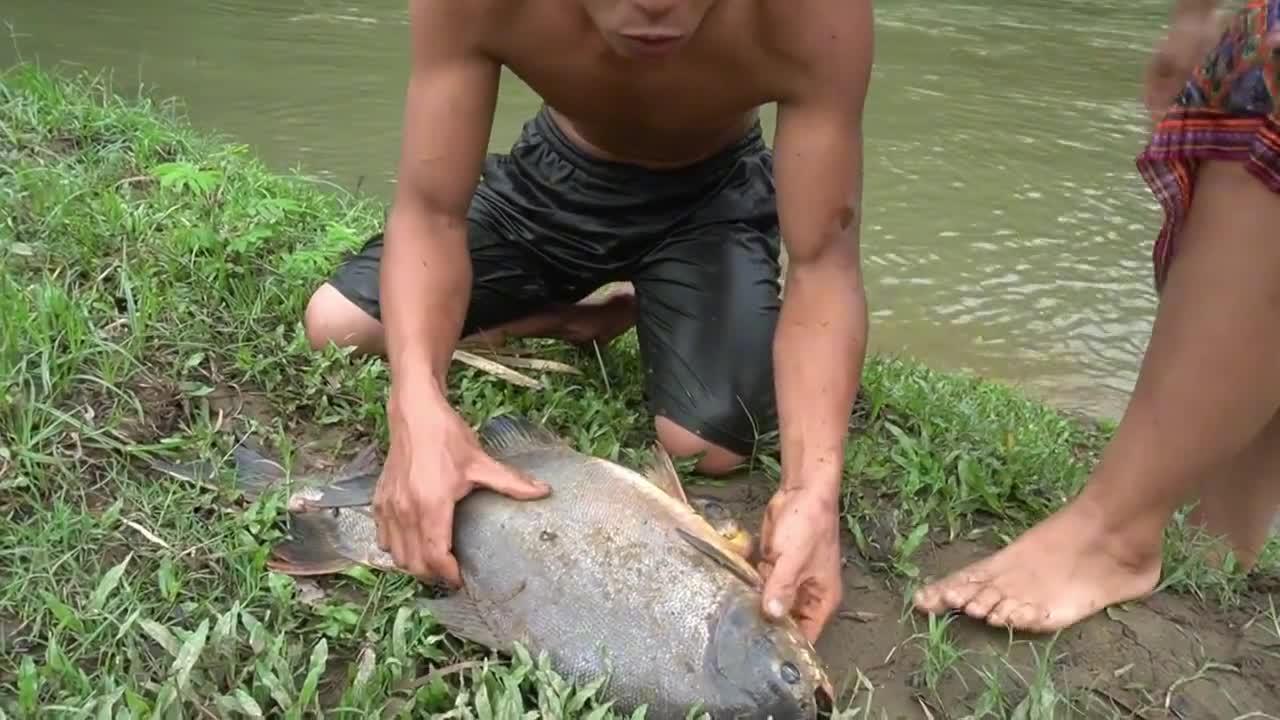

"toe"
[940,575,987,609]
[963,585,1005,619]
[913,583,950,613]
[916,564,997,614]
[1009,602,1049,632]
[985,597,1026,629]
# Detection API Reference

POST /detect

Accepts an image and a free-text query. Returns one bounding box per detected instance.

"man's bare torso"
[474,1,796,169]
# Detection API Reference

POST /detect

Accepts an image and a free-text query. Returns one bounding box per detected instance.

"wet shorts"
[327,107,782,457]
[1137,0,1280,291]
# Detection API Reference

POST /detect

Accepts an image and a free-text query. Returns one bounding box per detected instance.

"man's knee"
[654,415,751,477]
[303,283,384,354]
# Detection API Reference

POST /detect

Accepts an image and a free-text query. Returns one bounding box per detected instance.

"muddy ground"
[693,479,1280,719]
[197,387,1280,719]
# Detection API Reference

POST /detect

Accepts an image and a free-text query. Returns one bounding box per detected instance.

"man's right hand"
[1142,3,1225,122]
[372,389,551,587]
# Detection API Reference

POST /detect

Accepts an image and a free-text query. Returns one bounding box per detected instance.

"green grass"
[1,62,1274,718]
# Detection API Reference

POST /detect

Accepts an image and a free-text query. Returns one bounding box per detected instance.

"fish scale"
[448,451,732,713]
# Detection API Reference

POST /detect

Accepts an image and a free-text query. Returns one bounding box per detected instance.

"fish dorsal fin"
[642,443,688,504]
[675,526,763,592]
[476,414,566,458]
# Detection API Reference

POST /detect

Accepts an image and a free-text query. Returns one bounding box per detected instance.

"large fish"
[158,415,834,719]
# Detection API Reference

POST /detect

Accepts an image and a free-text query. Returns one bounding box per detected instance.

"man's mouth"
[618,30,685,56]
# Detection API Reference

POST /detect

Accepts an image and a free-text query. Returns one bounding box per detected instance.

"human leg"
[304,228,636,357]
[632,165,783,476]
[913,156,1280,632]
[635,228,783,475]
[1185,410,1280,571]
[913,2,1280,631]
[303,111,653,357]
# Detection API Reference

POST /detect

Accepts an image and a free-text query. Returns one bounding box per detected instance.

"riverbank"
[2,64,1276,718]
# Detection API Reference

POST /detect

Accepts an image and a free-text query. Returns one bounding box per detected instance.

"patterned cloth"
[1136,0,1280,290]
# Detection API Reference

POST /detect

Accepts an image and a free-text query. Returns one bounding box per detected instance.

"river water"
[1,1,1174,421]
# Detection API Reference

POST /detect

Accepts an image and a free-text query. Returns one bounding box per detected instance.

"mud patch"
[115,371,190,442]
[200,384,373,474]
[692,478,1280,719]
[0,613,34,657]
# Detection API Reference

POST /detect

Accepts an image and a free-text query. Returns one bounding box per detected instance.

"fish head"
[705,589,834,719]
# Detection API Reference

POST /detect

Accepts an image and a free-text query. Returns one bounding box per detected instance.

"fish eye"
[780,661,801,684]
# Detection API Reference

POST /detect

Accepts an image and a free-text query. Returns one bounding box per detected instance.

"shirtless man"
[914,0,1280,632]
[303,0,874,643]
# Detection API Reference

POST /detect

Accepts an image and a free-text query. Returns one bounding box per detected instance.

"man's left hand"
[757,485,843,644]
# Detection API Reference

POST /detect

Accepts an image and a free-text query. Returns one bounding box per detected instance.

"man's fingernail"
[767,599,785,618]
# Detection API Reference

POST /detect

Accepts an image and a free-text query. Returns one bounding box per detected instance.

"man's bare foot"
[558,283,637,347]
[459,284,637,350]
[912,496,1164,633]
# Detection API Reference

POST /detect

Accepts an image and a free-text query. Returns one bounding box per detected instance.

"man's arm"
[382,0,500,401]
[771,0,874,503]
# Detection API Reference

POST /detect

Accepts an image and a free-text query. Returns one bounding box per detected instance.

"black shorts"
[328,107,781,456]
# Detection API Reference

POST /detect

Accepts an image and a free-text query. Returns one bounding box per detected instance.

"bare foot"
[558,284,637,347]
[912,496,1164,633]
[459,284,637,350]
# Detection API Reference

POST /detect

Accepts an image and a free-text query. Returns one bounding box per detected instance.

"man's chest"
[492,18,782,155]
[521,60,765,127]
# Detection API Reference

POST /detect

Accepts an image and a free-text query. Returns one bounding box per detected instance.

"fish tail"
[266,511,358,576]
[148,439,288,501]
[230,443,288,499]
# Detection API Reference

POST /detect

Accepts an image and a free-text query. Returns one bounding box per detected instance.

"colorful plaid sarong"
[1136,0,1280,291]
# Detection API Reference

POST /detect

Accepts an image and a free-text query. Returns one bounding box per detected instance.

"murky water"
[0,0,1174,420]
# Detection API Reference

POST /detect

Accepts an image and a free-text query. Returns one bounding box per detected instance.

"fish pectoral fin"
[675,526,763,592]
[294,473,379,510]
[335,442,382,481]
[290,445,383,510]
[476,414,565,457]
[642,443,689,504]
[421,589,510,652]
[265,512,357,576]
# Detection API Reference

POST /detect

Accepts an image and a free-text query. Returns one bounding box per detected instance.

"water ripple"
[0,0,1179,418]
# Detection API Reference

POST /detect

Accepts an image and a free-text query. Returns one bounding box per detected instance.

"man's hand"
[758,486,843,644]
[753,0,871,646]
[1142,3,1226,122]
[373,390,551,587]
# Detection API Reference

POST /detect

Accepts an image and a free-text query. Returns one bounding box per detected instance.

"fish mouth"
[814,681,835,718]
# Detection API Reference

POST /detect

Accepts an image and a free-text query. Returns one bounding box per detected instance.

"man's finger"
[423,509,464,588]
[421,542,462,589]
[761,554,801,623]
[474,457,551,500]
[804,591,840,644]
[797,615,822,645]
[373,506,389,551]
[756,559,775,584]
